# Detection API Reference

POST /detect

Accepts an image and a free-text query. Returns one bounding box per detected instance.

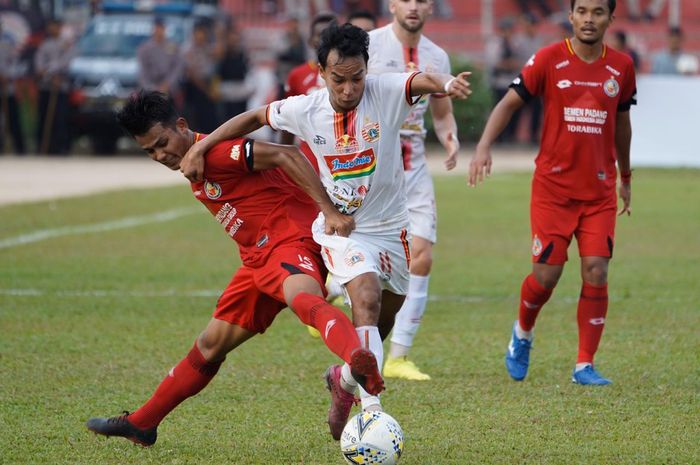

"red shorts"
[213,242,327,334]
[530,179,616,265]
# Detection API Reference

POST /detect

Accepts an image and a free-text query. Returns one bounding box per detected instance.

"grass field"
[1,169,698,464]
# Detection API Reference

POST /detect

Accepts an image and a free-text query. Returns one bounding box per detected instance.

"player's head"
[390,0,433,34]
[317,22,369,112]
[569,0,616,45]
[309,13,336,50]
[116,91,192,170]
[348,9,377,32]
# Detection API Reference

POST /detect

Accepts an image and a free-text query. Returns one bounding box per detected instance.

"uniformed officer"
[137,16,182,95]
[0,20,26,154]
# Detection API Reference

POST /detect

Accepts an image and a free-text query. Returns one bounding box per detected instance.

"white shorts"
[405,163,437,244]
[312,214,411,296]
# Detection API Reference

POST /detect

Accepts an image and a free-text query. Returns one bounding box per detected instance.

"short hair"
[317,22,369,68]
[310,12,336,35]
[347,9,376,25]
[116,91,177,137]
[570,0,616,15]
[668,26,683,37]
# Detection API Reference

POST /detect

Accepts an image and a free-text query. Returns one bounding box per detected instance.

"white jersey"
[267,72,419,234]
[368,24,451,171]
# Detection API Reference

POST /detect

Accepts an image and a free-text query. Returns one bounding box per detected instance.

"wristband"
[620,171,632,184]
[444,77,456,94]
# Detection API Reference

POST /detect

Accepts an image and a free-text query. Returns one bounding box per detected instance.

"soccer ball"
[340,411,404,465]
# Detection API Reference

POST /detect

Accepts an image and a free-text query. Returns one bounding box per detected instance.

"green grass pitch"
[1,169,698,464]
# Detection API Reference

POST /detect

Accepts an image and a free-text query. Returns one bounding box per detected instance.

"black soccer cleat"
[86,411,157,447]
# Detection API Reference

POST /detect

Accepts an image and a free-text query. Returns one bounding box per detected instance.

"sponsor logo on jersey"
[526,54,536,67]
[603,77,620,97]
[597,171,607,180]
[324,148,377,180]
[555,59,570,69]
[605,65,621,76]
[512,76,522,85]
[557,79,573,89]
[313,135,327,145]
[230,144,240,161]
[256,234,269,248]
[361,121,381,143]
[532,235,543,256]
[204,181,222,199]
[334,134,360,153]
[344,251,365,267]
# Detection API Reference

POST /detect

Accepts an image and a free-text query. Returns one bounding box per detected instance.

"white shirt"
[267,72,419,233]
[368,24,450,168]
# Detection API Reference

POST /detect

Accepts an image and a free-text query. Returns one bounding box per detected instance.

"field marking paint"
[0,207,200,250]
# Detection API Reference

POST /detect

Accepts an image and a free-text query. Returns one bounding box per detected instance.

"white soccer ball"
[340,410,404,465]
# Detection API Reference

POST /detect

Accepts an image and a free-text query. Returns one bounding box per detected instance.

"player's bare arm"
[429,96,459,170]
[615,110,632,216]
[180,106,268,182]
[251,141,355,236]
[469,88,526,187]
[410,71,472,99]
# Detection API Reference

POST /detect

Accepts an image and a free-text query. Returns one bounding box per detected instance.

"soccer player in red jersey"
[85,91,384,446]
[469,0,636,385]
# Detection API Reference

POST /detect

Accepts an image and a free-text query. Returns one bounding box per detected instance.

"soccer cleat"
[349,348,385,395]
[86,411,157,447]
[383,356,431,381]
[325,365,358,440]
[307,325,321,338]
[505,321,532,381]
[572,365,612,385]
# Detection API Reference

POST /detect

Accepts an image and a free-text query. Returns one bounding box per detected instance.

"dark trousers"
[0,90,26,154]
[494,88,522,144]
[183,81,218,134]
[36,88,71,155]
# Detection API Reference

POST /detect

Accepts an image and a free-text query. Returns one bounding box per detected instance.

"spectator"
[626,0,680,24]
[651,27,699,75]
[516,0,552,19]
[34,18,75,155]
[284,0,329,21]
[514,13,543,144]
[216,25,253,123]
[485,17,521,143]
[275,16,307,98]
[347,9,377,32]
[0,19,26,154]
[610,30,640,70]
[137,16,182,95]
[182,21,218,133]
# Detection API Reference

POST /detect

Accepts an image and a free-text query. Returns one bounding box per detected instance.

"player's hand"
[618,182,631,216]
[180,141,206,182]
[468,144,492,187]
[444,132,459,171]
[324,210,355,237]
[446,72,472,100]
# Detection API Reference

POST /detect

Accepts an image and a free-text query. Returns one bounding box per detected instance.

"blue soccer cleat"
[505,321,532,381]
[572,365,612,385]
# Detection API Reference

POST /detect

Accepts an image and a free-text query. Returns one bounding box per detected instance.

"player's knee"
[410,249,432,275]
[197,329,231,361]
[351,288,382,323]
[582,263,608,286]
[533,267,562,289]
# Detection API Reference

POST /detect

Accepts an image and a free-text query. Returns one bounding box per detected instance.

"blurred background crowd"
[0,0,698,155]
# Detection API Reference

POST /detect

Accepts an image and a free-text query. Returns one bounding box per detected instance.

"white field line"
[0,207,201,250]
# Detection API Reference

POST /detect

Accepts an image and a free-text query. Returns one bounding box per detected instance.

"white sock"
[340,363,357,392]
[575,362,592,372]
[389,342,410,359]
[515,321,534,341]
[361,396,382,411]
[326,276,344,301]
[355,326,383,401]
[390,274,430,349]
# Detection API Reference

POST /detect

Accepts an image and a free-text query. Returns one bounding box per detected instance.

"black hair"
[317,22,369,68]
[347,9,376,25]
[116,91,178,137]
[668,26,683,37]
[310,12,337,35]
[570,0,616,15]
[614,30,627,46]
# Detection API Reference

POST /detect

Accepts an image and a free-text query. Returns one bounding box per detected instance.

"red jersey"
[191,134,320,268]
[285,61,323,97]
[511,39,637,200]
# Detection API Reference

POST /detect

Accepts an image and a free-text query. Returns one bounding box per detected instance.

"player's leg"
[572,196,616,385]
[86,318,255,446]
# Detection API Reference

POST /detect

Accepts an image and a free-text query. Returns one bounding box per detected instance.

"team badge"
[405,61,418,72]
[532,235,543,256]
[361,121,380,143]
[335,134,360,153]
[344,251,365,267]
[603,77,619,97]
[204,181,222,200]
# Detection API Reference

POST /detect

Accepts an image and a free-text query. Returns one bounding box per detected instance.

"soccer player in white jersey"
[368,0,460,381]
[180,22,471,440]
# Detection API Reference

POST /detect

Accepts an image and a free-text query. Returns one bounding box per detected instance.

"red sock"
[518,273,553,331]
[129,343,222,429]
[576,282,608,364]
[291,292,360,364]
